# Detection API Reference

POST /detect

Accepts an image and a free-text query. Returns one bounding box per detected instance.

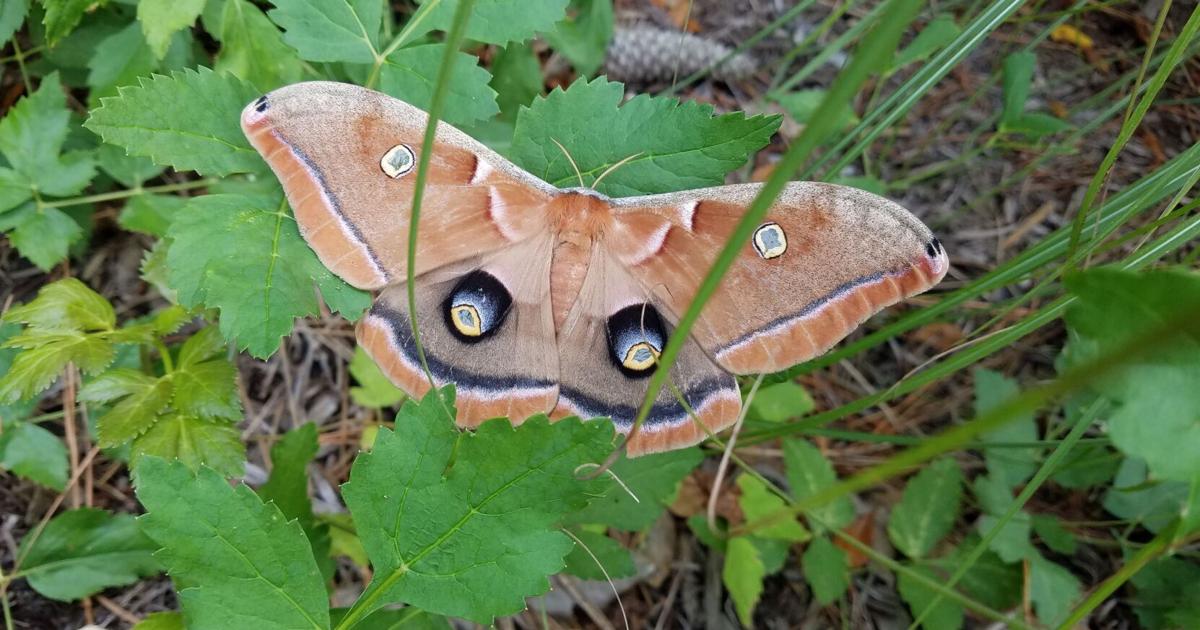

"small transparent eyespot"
[622,342,660,371]
[752,222,787,259]
[380,144,416,178]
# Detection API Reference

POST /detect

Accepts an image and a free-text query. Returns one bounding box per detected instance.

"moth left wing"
[357,236,560,424]
[241,81,556,290]
[607,182,949,375]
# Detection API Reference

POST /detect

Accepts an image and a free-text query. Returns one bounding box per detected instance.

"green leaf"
[1050,442,1119,489]
[86,21,156,98]
[8,206,84,271]
[750,381,814,423]
[0,0,27,46]
[85,67,263,177]
[932,538,1022,610]
[41,0,92,45]
[784,439,854,533]
[330,607,452,630]
[167,192,370,357]
[1007,112,1072,138]
[259,423,318,525]
[1029,555,1081,626]
[542,0,613,76]
[96,143,164,188]
[132,612,185,630]
[802,536,849,605]
[177,326,225,368]
[94,374,173,447]
[0,419,68,490]
[1130,555,1200,630]
[738,474,810,542]
[566,446,703,530]
[1000,51,1035,125]
[417,0,569,45]
[0,333,115,402]
[130,414,245,478]
[212,0,304,91]
[137,0,204,59]
[894,14,960,68]
[898,564,963,630]
[974,368,1038,488]
[773,89,858,130]
[378,44,499,127]
[562,529,636,580]
[686,514,727,552]
[173,360,241,420]
[1103,457,1188,534]
[723,536,764,627]
[5,276,114,331]
[1065,269,1200,482]
[118,193,186,236]
[79,367,157,403]
[267,0,381,63]
[1032,514,1077,555]
[349,347,405,408]
[135,457,330,629]
[490,41,542,121]
[18,508,160,601]
[323,512,369,566]
[342,388,613,623]
[886,458,962,559]
[510,77,780,196]
[972,473,1037,563]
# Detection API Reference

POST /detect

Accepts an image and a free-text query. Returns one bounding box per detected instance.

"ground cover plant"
[1,0,1199,628]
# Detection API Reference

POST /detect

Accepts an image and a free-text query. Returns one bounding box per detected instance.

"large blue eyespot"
[606,304,666,378]
[442,270,512,343]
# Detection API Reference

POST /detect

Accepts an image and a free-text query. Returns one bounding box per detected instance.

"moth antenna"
[550,138,586,188]
[591,152,644,190]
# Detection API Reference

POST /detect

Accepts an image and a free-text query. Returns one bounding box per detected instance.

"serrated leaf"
[173,360,241,420]
[137,0,204,59]
[4,279,113,331]
[177,326,226,368]
[490,41,542,121]
[0,420,68,490]
[510,77,780,196]
[342,388,613,623]
[738,474,809,542]
[898,564,963,630]
[18,508,160,601]
[562,529,636,580]
[95,375,173,446]
[887,458,962,559]
[79,367,158,403]
[41,0,92,45]
[802,536,849,604]
[784,439,854,533]
[723,536,764,627]
[267,0,381,63]
[1065,269,1200,482]
[972,473,1037,563]
[259,423,318,525]
[974,368,1038,488]
[212,0,303,91]
[750,381,814,423]
[87,21,156,98]
[130,414,244,478]
[378,44,499,127]
[118,193,186,236]
[1030,555,1081,626]
[0,0,27,47]
[135,457,330,630]
[85,67,263,177]
[167,192,370,357]
[0,333,114,402]
[566,446,703,530]
[542,0,613,76]
[417,0,568,45]
[0,72,95,197]
[349,346,405,408]
[8,206,84,271]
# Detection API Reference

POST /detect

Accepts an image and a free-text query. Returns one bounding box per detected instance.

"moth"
[241,82,948,455]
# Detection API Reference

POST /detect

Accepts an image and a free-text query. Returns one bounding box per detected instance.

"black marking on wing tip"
[254,96,268,113]
[372,304,553,391]
[925,237,943,258]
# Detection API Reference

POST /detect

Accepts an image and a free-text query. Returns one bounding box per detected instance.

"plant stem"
[40,178,218,209]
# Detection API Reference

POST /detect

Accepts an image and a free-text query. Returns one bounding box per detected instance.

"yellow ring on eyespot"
[451,304,483,337]
[752,222,787,259]
[622,341,660,371]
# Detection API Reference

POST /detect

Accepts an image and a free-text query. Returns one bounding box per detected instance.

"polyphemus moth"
[241,82,948,456]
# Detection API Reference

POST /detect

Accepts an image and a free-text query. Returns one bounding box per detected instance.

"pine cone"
[604,24,757,84]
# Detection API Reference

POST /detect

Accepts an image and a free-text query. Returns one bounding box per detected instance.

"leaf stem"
[154,339,174,374]
[10,39,32,94]
[365,0,445,89]
[40,178,218,209]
